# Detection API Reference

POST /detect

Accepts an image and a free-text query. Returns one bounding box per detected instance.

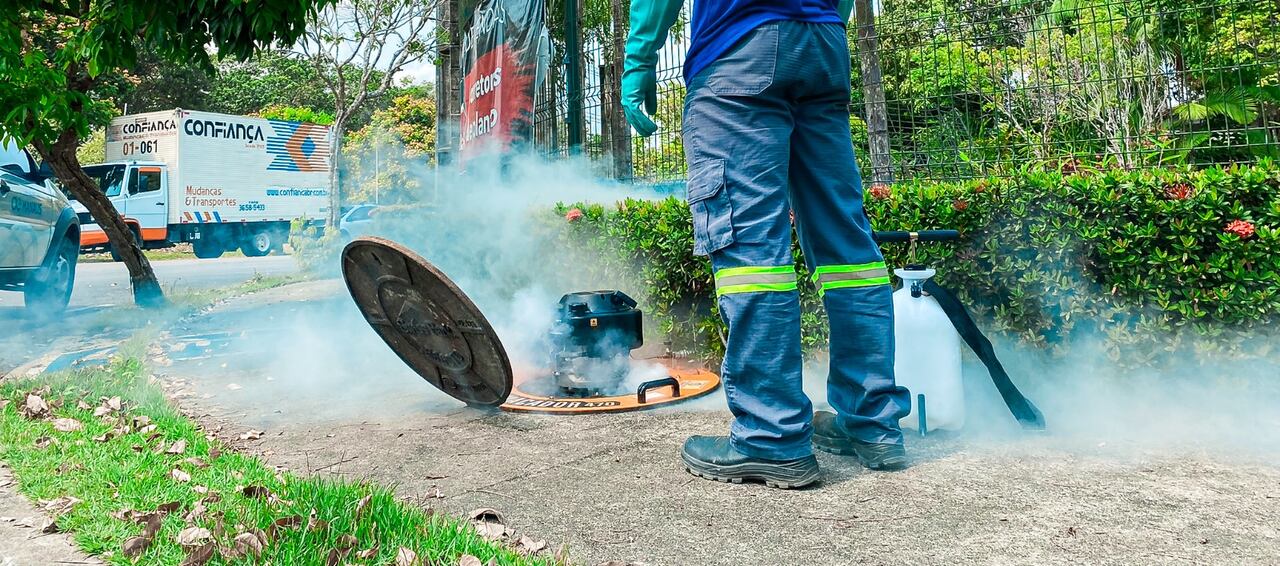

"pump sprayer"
[872,230,1047,434]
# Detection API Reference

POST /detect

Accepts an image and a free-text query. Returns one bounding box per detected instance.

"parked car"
[0,141,80,315]
[339,204,381,240]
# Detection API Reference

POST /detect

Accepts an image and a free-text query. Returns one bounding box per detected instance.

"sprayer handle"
[873,230,960,243]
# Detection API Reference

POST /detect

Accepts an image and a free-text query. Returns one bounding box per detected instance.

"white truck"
[75,109,331,259]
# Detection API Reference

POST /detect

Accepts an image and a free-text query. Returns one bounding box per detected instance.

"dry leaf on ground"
[354,494,371,520]
[76,400,91,410]
[336,533,358,550]
[40,496,81,516]
[326,548,353,566]
[107,396,122,411]
[355,544,380,560]
[136,513,163,538]
[122,535,150,557]
[171,469,192,483]
[21,394,49,419]
[266,514,302,539]
[518,535,548,555]
[241,485,272,499]
[459,555,483,566]
[179,542,215,566]
[156,501,182,514]
[52,418,82,432]
[185,500,208,522]
[306,512,329,533]
[425,486,445,499]
[239,429,264,440]
[166,439,187,455]
[469,508,510,540]
[33,436,54,449]
[92,406,111,418]
[395,547,418,566]
[231,531,265,558]
[176,526,212,547]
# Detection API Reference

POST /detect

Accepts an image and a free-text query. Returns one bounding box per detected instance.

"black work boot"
[681,435,820,489]
[812,411,909,470]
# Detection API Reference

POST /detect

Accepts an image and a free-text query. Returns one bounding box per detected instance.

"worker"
[622,0,911,487]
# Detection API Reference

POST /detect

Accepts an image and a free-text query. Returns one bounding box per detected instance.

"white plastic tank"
[893,267,965,431]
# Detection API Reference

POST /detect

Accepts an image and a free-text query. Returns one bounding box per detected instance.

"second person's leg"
[785,22,910,460]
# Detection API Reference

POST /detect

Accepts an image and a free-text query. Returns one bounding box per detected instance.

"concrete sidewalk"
[0,466,104,566]
[144,280,1280,565]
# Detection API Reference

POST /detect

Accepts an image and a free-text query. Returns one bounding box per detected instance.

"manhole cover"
[501,365,720,414]
[342,237,512,406]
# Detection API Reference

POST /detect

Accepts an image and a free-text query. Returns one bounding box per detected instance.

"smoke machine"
[550,291,644,396]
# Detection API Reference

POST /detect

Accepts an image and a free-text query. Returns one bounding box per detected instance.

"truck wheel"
[109,226,143,263]
[192,234,224,259]
[240,228,274,257]
[25,235,78,317]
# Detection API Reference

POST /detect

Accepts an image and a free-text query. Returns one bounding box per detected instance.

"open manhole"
[342,237,721,414]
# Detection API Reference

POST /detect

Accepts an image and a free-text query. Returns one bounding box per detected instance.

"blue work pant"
[682,20,910,460]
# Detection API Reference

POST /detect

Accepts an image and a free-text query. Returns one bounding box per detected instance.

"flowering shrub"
[555,161,1280,366]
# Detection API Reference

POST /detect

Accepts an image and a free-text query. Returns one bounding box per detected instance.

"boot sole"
[813,436,909,471]
[681,452,820,489]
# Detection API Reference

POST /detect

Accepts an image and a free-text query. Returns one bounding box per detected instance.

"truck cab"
[73,161,168,258]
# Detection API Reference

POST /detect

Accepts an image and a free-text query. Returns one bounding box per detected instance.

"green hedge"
[554,161,1280,367]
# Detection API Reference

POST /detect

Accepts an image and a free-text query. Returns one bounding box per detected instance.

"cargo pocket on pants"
[687,159,734,256]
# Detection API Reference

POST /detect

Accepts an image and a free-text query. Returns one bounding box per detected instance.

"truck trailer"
[74,109,331,259]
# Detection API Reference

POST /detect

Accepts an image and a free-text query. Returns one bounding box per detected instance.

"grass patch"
[0,353,559,565]
[80,246,248,264]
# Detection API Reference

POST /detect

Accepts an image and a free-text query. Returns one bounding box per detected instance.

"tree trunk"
[37,129,165,308]
[854,0,892,186]
[606,0,632,179]
[327,118,346,230]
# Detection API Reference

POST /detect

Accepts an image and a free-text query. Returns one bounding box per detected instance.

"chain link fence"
[533,0,1278,186]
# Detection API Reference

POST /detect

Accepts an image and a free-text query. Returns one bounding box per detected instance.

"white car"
[339,204,381,240]
[0,141,80,315]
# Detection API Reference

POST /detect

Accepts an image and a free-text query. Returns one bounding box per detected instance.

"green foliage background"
[553,162,1280,368]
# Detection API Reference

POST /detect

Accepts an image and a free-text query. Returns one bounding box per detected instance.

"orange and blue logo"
[266,121,331,172]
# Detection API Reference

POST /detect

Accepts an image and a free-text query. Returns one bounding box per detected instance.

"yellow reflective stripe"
[714,265,799,297]
[717,281,799,296]
[715,265,795,280]
[816,276,892,297]
[811,262,888,282]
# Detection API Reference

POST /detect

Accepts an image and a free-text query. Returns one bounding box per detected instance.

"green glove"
[622,0,683,137]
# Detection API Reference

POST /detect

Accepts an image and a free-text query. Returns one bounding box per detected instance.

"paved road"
[0,255,299,374]
[0,255,299,310]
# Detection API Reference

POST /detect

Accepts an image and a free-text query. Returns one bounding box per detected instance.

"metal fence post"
[565,0,584,151]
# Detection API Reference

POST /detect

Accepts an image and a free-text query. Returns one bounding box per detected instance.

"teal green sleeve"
[838,0,855,23]
[623,0,684,73]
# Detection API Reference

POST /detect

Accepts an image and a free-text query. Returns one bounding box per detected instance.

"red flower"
[952,199,969,211]
[565,208,584,222]
[1224,220,1255,239]
[1164,183,1193,200]
[867,183,891,200]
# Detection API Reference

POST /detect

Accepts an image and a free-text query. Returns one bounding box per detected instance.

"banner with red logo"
[459,0,548,155]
